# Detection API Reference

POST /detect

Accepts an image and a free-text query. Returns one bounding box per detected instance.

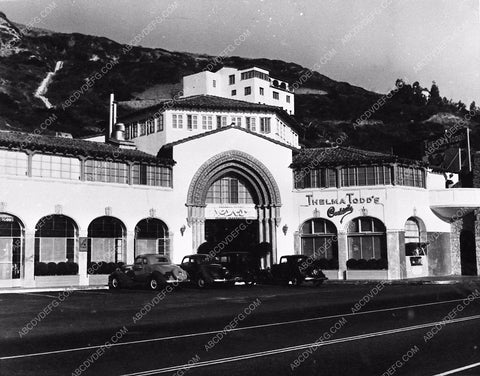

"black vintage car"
[217,251,260,286]
[180,254,236,288]
[271,255,327,286]
[108,254,189,290]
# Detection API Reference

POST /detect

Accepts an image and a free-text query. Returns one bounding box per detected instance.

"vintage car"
[271,255,327,286]
[217,251,260,286]
[180,254,236,288]
[108,254,189,290]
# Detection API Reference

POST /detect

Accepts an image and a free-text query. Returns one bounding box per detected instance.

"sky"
[1,0,479,104]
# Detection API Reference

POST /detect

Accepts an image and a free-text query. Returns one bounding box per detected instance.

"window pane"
[366,167,375,185]
[360,218,373,232]
[313,219,325,234]
[301,221,312,235]
[361,237,374,259]
[348,237,362,260]
[373,219,385,232]
[358,167,367,186]
[302,238,314,258]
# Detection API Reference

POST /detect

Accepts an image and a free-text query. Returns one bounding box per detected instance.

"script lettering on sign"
[214,208,248,217]
[327,204,353,223]
[205,205,258,220]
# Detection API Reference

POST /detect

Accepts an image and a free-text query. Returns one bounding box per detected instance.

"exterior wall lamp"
[180,224,186,236]
[282,224,288,235]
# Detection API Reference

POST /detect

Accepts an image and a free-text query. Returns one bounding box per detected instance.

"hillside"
[0,13,478,160]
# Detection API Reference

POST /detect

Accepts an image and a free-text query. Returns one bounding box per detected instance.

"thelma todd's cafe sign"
[305,193,381,223]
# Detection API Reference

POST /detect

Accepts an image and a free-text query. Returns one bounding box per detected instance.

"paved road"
[1,282,480,375]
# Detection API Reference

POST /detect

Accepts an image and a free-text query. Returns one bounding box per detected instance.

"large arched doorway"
[34,215,78,275]
[204,173,259,253]
[0,213,24,280]
[187,150,282,265]
[135,218,170,256]
[87,216,125,273]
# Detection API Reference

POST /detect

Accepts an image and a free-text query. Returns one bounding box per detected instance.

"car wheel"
[314,280,324,287]
[291,276,303,286]
[149,277,160,290]
[196,277,206,289]
[244,274,255,287]
[109,277,121,290]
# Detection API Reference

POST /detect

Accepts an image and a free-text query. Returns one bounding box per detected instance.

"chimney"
[108,93,117,140]
[114,123,125,141]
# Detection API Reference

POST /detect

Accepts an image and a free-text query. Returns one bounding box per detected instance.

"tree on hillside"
[428,81,442,107]
[395,78,413,104]
[412,81,426,106]
[457,101,466,113]
[470,101,476,112]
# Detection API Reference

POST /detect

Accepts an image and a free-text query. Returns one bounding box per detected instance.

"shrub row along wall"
[346,258,388,270]
[35,262,79,276]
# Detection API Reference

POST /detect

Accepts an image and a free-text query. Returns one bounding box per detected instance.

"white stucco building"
[0,69,477,290]
[182,67,295,115]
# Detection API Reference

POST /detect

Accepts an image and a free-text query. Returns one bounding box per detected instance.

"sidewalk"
[0,285,108,294]
[1,275,480,293]
[325,275,480,285]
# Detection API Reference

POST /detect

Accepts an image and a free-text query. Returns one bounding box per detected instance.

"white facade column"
[270,218,277,264]
[24,229,35,287]
[337,231,348,280]
[450,220,462,275]
[78,230,88,286]
[126,230,135,264]
[257,207,264,243]
[387,230,402,279]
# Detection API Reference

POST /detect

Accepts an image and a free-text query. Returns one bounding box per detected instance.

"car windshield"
[151,255,169,263]
[198,255,220,264]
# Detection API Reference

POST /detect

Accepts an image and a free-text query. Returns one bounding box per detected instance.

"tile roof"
[0,131,175,165]
[290,146,426,168]
[157,125,299,154]
[119,95,301,132]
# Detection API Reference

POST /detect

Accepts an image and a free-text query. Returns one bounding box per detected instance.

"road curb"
[0,285,108,294]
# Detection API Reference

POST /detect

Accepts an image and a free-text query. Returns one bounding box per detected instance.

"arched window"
[347,217,386,261]
[300,218,338,262]
[0,213,24,279]
[404,217,426,256]
[206,174,255,204]
[405,218,420,243]
[135,218,169,256]
[35,215,77,264]
[88,216,125,269]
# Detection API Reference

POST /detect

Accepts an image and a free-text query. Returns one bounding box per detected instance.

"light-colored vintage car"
[108,254,189,290]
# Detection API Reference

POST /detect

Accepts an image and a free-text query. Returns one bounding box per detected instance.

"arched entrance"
[187,150,282,265]
[0,213,24,280]
[135,218,170,256]
[87,216,126,273]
